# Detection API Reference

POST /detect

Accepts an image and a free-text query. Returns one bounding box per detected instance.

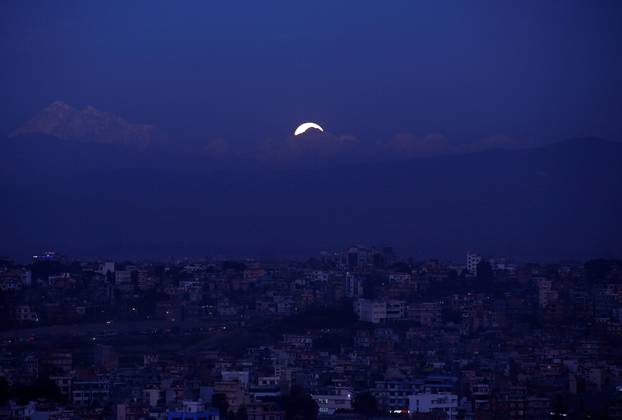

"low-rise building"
[408,392,458,420]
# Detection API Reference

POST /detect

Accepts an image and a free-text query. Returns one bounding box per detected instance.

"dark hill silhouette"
[1,136,620,261]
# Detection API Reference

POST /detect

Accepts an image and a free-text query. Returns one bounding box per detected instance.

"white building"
[283,334,313,349]
[388,273,411,284]
[408,392,458,419]
[221,371,249,388]
[312,388,352,415]
[466,252,482,277]
[115,270,134,292]
[15,305,39,322]
[182,400,206,413]
[144,386,161,407]
[354,299,404,323]
[250,376,281,400]
[72,377,110,406]
[97,261,115,275]
[306,270,330,282]
[386,300,405,320]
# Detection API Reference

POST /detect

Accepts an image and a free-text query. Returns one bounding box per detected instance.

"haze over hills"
[7,102,537,167]
[1,131,620,261]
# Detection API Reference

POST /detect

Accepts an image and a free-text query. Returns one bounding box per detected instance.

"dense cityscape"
[1,247,621,419]
[3,1,622,419]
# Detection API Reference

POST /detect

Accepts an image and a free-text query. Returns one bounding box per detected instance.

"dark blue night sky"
[2,1,621,146]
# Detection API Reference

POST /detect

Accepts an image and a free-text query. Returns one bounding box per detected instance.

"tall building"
[466,252,482,277]
[345,272,364,298]
[536,278,557,308]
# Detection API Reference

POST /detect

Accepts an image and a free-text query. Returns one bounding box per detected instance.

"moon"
[294,122,324,136]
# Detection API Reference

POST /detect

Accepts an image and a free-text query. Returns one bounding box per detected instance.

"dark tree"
[389,262,411,273]
[353,392,378,416]
[31,260,65,283]
[8,375,65,405]
[212,393,230,419]
[281,386,318,420]
[234,405,248,420]
[476,260,494,284]
[222,261,247,271]
[362,273,384,299]
[550,394,569,419]
[585,259,622,283]
[313,332,352,355]
[0,379,8,404]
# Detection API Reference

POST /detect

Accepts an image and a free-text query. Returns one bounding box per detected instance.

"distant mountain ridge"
[0,135,620,261]
[10,101,160,147]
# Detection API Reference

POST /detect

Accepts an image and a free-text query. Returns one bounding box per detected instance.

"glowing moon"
[294,122,324,136]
